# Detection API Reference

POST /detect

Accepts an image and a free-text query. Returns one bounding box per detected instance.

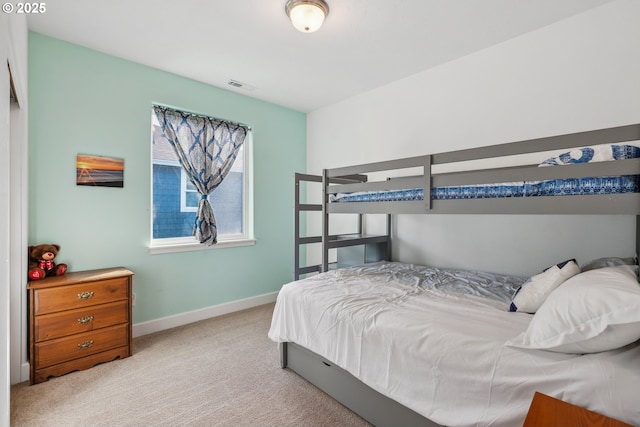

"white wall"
[307,0,640,276]
[0,11,28,425]
[9,19,29,386]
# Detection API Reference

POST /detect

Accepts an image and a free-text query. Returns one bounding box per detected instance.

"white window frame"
[149,113,255,254]
[180,170,199,213]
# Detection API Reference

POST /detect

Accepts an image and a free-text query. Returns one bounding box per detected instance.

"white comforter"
[268,262,640,427]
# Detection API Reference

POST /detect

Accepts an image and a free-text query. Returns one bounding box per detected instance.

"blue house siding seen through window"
[153,163,243,239]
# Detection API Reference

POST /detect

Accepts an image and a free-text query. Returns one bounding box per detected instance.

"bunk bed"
[271,124,640,427]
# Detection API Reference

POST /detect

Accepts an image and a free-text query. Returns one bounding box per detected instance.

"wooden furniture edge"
[27,267,134,290]
[523,391,633,427]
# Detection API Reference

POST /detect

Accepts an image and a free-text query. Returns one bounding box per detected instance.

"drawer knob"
[77,340,94,350]
[77,315,94,325]
[77,291,95,300]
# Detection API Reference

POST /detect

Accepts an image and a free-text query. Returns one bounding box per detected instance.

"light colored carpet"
[11,303,371,427]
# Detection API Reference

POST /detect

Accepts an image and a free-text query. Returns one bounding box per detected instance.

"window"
[150,108,253,253]
[180,171,199,212]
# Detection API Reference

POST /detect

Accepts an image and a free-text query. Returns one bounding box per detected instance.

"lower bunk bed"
[268,261,640,427]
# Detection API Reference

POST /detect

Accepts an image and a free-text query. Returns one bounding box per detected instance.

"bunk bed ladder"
[295,172,381,279]
[294,173,323,280]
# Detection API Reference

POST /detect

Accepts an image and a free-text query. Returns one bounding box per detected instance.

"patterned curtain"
[153,106,249,245]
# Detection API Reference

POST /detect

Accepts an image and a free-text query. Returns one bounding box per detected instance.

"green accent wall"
[28,32,306,323]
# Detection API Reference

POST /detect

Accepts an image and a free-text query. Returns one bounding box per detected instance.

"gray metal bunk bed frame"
[287,123,640,427]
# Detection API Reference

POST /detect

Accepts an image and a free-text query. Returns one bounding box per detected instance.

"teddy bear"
[27,244,68,281]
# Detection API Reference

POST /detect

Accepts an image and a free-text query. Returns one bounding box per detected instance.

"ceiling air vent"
[228,79,256,91]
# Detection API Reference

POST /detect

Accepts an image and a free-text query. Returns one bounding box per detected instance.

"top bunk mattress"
[331,175,640,202]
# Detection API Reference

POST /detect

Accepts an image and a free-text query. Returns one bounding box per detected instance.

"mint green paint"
[28,33,306,323]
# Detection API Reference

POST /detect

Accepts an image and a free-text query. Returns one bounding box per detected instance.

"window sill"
[149,238,256,254]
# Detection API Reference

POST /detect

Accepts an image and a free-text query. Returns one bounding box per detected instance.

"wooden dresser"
[523,392,632,427]
[28,267,133,384]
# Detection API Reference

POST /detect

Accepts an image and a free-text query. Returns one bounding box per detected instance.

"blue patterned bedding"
[330,175,640,202]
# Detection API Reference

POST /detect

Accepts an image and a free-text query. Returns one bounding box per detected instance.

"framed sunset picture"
[76,154,124,188]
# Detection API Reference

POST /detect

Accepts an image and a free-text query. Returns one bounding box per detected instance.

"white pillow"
[509,259,580,313]
[507,266,640,354]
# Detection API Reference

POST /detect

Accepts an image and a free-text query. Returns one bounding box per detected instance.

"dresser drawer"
[34,300,129,342]
[35,323,129,368]
[33,277,128,315]
[34,347,131,385]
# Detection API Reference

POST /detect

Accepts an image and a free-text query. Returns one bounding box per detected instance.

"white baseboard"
[20,362,30,383]
[132,291,278,338]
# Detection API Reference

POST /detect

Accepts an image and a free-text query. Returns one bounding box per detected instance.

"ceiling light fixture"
[285,0,329,33]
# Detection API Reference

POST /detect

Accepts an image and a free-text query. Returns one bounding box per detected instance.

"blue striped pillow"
[539,144,640,167]
[509,259,580,313]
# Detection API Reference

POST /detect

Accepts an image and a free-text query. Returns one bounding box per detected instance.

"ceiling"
[27,0,613,113]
